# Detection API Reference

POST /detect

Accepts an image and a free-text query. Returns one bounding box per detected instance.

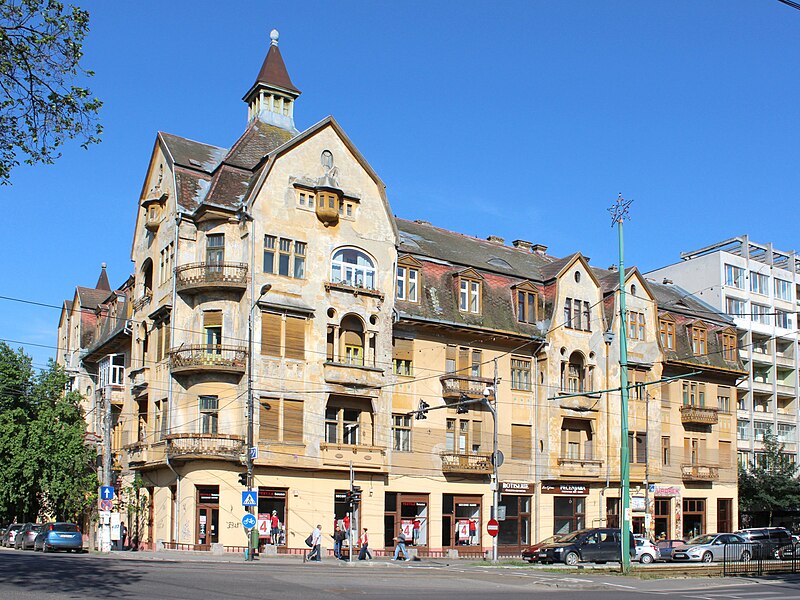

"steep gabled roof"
[253,39,300,94]
[159,132,227,173]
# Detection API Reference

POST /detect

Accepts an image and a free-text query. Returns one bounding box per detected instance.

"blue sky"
[2,0,799,369]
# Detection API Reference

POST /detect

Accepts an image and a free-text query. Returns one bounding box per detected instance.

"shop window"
[606,497,619,528]
[554,496,585,535]
[682,498,706,539]
[257,488,287,546]
[498,495,531,546]
[384,493,428,548]
[442,494,481,547]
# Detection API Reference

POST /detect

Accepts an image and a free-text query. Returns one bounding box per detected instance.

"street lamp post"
[246,283,271,560]
[485,359,500,563]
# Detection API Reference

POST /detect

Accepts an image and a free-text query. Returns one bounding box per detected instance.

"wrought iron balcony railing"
[168,345,247,375]
[175,262,248,293]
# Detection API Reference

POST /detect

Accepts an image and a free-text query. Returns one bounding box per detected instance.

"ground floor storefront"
[126,467,738,552]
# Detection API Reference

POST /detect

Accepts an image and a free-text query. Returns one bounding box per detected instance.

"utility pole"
[246,283,271,561]
[349,461,354,564]
[101,387,112,553]
[610,193,633,573]
[489,359,500,563]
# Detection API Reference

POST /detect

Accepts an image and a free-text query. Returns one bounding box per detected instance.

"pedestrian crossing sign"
[242,491,257,506]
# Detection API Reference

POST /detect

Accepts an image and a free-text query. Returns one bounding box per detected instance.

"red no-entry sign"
[487,519,499,537]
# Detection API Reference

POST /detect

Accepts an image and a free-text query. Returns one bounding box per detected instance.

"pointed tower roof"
[243,30,301,133]
[95,262,110,291]
[254,30,300,94]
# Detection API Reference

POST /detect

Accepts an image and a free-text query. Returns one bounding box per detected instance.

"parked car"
[34,522,83,553]
[655,539,686,561]
[15,523,42,550]
[521,535,563,563]
[634,538,660,564]
[734,527,793,560]
[536,528,636,566]
[3,524,23,548]
[671,533,752,563]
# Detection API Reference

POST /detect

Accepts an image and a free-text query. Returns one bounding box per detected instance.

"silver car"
[671,533,752,563]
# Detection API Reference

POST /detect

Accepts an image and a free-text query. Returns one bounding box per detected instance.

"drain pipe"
[167,213,181,543]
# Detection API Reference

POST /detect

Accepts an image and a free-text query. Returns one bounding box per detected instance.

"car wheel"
[564,551,579,566]
[42,543,48,553]
[740,550,751,562]
[701,552,713,563]
[640,553,654,564]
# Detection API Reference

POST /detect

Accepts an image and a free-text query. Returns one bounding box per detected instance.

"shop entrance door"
[257,488,287,545]
[196,486,219,546]
[443,494,482,547]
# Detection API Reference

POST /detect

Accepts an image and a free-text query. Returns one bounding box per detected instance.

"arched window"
[565,351,586,393]
[331,248,375,289]
[141,258,153,295]
[340,315,364,366]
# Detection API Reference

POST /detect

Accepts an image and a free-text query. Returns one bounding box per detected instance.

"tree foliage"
[0,342,96,523]
[739,433,800,526]
[0,0,102,184]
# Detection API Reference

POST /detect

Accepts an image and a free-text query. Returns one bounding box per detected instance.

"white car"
[634,538,660,564]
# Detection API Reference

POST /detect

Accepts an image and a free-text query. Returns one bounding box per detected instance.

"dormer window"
[659,318,675,350]
[458,272,482,314]
[722,329,737,361]
[514,283,538,324]
[397,256,421,302]
[690,323,707,356]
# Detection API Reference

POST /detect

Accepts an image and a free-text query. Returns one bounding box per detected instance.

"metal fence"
[723,542,800,576]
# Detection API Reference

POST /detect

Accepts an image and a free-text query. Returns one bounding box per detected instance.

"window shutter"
[393,338,413,361]
[259,399,279,442]
[472,419,482,450]
[283,399,304,443]
[511,424,531,460]
[343,328,362,348]
[261,312,282,357]
[457,348,470,374]
[719,441,732,468]
[683,438,691,463]
[203,311,222,328]
[163,321,170,355]
[284,316,305,360]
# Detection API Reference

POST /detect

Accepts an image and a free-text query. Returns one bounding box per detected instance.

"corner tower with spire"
[243,29,301,134]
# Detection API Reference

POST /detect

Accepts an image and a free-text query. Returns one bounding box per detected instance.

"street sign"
[487,518,499,537]
[241,491,257,507]
[249,446,258,460]
[242,513,257,529]
[100,485,114,500]
[99,499,113,511]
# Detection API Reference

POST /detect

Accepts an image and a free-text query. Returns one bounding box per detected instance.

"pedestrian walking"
[358,527,373,560]
[392,529,410,561]
[332,525,346,559]
[305,524,322,562]
[119,522,128,551]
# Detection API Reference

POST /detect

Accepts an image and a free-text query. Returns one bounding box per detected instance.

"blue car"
[34,522,83,553]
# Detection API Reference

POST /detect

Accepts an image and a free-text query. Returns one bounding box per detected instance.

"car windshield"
[558,531,584,543]
[30,525,42,532]
[688,534,716,545]
[52,524,79,532]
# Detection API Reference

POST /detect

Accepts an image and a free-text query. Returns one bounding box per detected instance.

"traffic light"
[415,399,429,420]
[238,472,248,487]
[351,486,361,505]
[456,394,469,414]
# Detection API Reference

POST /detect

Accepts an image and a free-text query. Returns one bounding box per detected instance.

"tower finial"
[270,29,279,46]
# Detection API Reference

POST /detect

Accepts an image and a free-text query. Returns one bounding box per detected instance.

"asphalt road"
[1,548,800,600]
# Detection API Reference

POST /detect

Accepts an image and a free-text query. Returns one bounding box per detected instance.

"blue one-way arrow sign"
[100,485,114,500]
[241,491,257,507]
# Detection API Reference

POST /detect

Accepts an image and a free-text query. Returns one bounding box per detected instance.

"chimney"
[512,239,533,251]
[486,235,505,245]
[414,220,431,226]
[531,244,548,255]
[608,264,618,272]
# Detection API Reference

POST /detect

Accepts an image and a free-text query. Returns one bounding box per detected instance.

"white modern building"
[648,236,800,467]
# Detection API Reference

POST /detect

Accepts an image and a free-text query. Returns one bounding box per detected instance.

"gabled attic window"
[721,328,737,362]
[689,322,708,356]
[456,268,483,314]
[659,315,675,350]
[513,282,538,324]
[396,256,421,303]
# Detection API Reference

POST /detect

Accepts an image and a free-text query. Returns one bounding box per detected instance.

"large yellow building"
[58,31,742,555]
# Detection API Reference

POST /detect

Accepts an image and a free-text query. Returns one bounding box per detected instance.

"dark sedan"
[34,522,83,553]
[655,539,687,560]
[521,535,563,563]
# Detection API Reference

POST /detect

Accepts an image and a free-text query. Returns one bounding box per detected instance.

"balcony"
[776,383,795,398]
[324,281,385,301]
[440,452,493,475]
[169,345,247,376]
[165,433,244,462]
[132,293,152,313]
[130,366,149,394]
[124,441,166,468]
[318,443,387,472]
[558,456,603,478]
[751,380,773,394]
[175,262,248,295]
[681,463,719,481]
[680,405,719,425]
[440,375,495,399]
[323,361,384,389]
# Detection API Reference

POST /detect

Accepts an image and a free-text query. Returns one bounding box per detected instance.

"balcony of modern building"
[440,374,495,400]
[175,262,248,295]
[318,442,387,472]
[440,451,493,475]
[168,345,247,376]
[777,397,798,421]
[681,463,719,481]
[750,372,773,395]
[775,338,796,367]
[165,433,245,463]
[680,404,719,426]
[752,391,773,415]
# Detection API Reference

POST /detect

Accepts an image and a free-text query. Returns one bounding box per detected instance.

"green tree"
[739,433,800,526]
[0,0,102,184]
[0,342,96,523]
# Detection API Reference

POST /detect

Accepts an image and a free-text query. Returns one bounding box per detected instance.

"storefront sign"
[653,486,681,497]
[258,489,286,499]
[500,482,532,494]
[631,496,646,512]
[541,483,588,496]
